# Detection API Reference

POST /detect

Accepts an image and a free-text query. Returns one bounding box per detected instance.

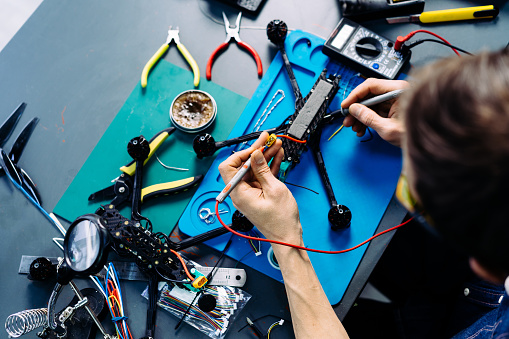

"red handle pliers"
[206,12,263,81]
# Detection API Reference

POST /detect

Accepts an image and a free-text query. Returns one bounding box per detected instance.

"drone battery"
[322,18,410,80]
[287,79,334,140]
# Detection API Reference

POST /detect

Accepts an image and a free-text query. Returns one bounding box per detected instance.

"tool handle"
[120,127,176,176]
[342,89,405,116]
[216,157,252,203]
[140,175,203,202]
[237,41,263,77]
[420,5,498,23]
[141,43,169,88]
[177,43,200,87]
[206,42,229,80]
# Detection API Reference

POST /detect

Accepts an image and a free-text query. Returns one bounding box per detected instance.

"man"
[218,48,509,337]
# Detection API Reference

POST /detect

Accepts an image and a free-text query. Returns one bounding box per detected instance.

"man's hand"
[341,78,409,147]
[218,132,302,245]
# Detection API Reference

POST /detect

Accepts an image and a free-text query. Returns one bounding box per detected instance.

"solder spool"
[170,90,217,133]
[5,308,48,337]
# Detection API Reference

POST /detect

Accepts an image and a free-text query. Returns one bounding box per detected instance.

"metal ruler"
[18,255,247,287]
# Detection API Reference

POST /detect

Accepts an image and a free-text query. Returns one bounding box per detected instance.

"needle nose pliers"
[206,12,263,81]
[88,127,203,216]
[141,26,200,88]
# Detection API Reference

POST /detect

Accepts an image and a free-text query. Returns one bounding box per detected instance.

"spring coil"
[5,308,48,337]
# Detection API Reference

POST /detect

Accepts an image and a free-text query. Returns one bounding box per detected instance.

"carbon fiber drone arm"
[193,126,286,159]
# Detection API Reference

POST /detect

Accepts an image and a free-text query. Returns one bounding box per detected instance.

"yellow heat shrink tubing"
[420,5,498,24]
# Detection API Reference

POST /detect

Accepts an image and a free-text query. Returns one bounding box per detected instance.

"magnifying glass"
[62,214,110,278]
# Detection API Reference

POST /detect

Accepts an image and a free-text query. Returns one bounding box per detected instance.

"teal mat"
[54,61,249,233]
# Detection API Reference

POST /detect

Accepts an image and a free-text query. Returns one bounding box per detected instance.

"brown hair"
[401,49,509,275]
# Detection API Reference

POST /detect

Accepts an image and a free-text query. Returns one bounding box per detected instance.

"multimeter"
[322,18,410,80]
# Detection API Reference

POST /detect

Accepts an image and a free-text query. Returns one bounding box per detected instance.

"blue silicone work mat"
[178,31,402,305]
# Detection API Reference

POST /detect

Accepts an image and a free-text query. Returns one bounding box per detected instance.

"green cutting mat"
[54,61,248,233]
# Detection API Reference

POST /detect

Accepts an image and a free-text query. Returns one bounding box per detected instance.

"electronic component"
[323,18,410,80]
[215,0,266,14]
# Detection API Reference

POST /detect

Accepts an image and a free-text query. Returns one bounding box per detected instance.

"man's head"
[400,48,509,281]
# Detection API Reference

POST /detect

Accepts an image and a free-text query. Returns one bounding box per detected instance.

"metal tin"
[170,90,217,133]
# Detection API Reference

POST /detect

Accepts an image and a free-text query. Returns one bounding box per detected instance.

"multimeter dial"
[323,18,409,80]
[343,27,392,74]
[355,37,383,59]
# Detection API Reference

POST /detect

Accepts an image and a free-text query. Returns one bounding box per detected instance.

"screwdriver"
[386,5,499,24]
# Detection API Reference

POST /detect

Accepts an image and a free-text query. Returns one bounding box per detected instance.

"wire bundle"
[94,263,133,339]
[247,230,262,256]
[156,284,250,338]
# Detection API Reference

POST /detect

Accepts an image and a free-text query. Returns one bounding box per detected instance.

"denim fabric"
[451,284,508,339]
[366,220,506,338]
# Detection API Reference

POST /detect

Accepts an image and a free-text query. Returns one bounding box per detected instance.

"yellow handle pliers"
[141,26,200,88]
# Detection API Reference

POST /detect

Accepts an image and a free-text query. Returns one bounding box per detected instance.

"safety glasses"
[396,173,437,231]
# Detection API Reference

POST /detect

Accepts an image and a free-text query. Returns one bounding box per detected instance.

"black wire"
[234,250,253,268]
[285,181,320,195]
[237,314,292,332]
[360,127,374,143]
[406,39,472,55]
[154,267,190,284]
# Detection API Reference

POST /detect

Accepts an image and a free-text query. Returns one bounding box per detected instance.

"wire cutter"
[88,127,203,219]
[0,102,40,204]
[141,26,200,88]
[206,12,263,81]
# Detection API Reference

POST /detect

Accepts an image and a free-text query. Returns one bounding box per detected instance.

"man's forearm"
[272,242,349,338]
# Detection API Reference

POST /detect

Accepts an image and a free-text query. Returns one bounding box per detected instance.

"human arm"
[218,132,349,338]
[341,78,409,147]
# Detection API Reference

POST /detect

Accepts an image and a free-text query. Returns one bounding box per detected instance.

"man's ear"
[469,257,505,284]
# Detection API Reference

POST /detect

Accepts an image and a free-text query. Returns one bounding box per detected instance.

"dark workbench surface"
[1,0,508,338]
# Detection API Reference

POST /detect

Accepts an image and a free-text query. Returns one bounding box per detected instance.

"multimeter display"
[323,18,410,80]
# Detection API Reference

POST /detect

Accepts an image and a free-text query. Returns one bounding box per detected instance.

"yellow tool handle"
[177,43,200,87]
[140,175,203,202]
[120,128,174,176]
[141,43,170,88]
[420,5,497,23]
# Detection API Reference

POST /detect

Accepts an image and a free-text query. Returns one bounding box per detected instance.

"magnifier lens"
[65,220,101,272]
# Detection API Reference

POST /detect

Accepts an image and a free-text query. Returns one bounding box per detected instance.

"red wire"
[215,201,411,254]
[218,134,410,253]
[398,30,460,56]
[275,134,307,143]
